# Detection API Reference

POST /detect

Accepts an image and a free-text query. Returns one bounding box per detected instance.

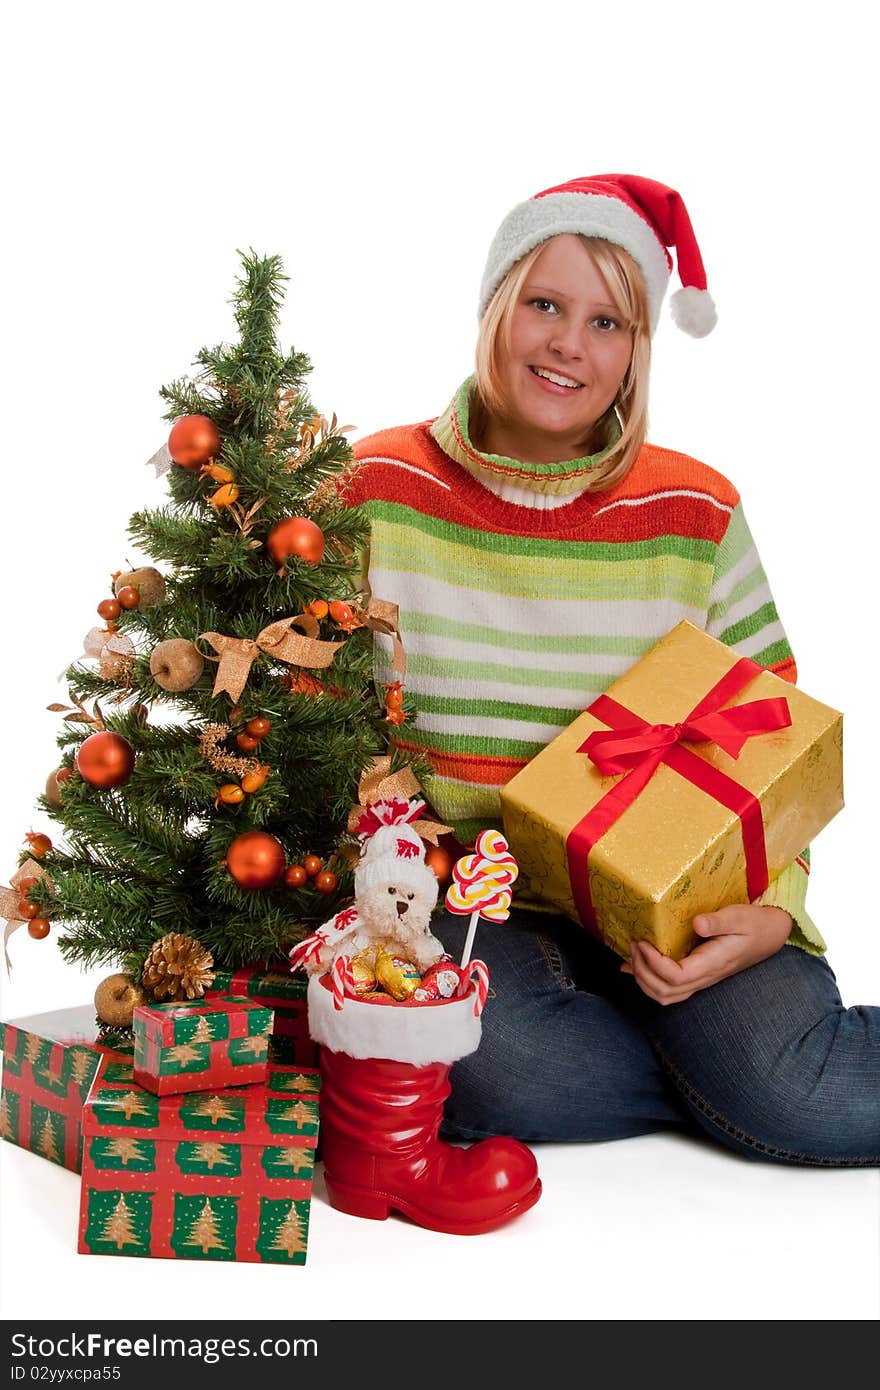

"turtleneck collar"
[429,375,618,501]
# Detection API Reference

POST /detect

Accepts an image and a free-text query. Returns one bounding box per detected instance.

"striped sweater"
[346,377,824,954]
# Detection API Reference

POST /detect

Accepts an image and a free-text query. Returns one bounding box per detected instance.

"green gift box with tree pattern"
[1,1005,133,1174]
[133,994,273,1096]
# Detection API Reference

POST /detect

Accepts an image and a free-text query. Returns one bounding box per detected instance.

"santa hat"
[479,173,717,338]
[353,797,438,904]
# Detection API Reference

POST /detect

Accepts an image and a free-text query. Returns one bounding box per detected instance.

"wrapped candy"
[350,951,379,996]
[375,950,421,1001]
[413,959,464,1002]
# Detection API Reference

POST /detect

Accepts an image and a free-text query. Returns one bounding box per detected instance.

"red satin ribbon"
[566,656,792,931]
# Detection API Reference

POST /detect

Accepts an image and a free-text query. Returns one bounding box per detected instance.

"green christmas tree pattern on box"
[79,1056,319,1263]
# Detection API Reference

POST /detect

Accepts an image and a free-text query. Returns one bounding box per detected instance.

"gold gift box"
[500,621,843,960]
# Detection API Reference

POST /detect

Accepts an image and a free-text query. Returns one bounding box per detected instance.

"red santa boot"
[308,975,541,1236]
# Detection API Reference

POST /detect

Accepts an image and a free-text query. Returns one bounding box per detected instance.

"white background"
[1,0,878,1324]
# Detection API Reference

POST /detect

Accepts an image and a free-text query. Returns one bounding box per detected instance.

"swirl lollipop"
[445,829,519,966]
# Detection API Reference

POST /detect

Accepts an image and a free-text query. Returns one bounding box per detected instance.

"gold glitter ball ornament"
[141,932,215,1002]
[94,972,147,1028]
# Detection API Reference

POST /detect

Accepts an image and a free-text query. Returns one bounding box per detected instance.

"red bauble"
[97,598,121,621]
[314,870,338,894]
[302,854,322,878]
[424,845,454,887]
[75,731,135,789]
[28,918,51,939]
[267,517,325,569]
[284,864,308,888]
[168,415,223,470]
[225,831,286,891]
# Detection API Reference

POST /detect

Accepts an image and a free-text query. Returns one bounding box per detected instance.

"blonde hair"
[473,236,652,492]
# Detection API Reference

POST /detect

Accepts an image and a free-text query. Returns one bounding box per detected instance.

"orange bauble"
[75,732,135,789]
[424,845,454,887]
[28,918,51,940]
[267,517,325,569]
[168,415,222,470]
[314,870,338,894]
[284,864,308,888]
[225,831,286,891]
[302,854,322,878]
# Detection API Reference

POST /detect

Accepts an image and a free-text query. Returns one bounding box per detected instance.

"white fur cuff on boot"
[307,974,482,1066]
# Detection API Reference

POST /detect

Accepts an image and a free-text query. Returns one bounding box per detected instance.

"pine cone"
[141,933,215,1002]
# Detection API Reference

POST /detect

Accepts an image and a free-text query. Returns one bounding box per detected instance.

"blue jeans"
[435,906,880,1165]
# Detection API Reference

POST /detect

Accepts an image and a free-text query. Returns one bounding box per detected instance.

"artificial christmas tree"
[1,251,421,997]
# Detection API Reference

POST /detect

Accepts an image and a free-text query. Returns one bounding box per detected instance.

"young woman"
[344,174,880,1164]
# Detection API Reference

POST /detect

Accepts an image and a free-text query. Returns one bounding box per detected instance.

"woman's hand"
[620,904,793,1005]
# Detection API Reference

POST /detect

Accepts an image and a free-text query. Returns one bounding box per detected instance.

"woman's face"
[489,234,634,464]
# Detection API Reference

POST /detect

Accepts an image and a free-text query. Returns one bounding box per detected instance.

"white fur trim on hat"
[307,973,482,1066]
[670,285,718,338]
[479,191,671,330]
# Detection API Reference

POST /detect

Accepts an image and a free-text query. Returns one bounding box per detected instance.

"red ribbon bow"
[567,656,792,929]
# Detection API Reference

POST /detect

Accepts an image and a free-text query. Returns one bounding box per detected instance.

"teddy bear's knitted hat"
[353,798,438,905]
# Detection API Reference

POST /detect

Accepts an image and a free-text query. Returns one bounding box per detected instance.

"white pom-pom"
[670,286,718,338]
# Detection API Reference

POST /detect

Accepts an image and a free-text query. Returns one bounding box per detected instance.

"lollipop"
[445,829,518,966]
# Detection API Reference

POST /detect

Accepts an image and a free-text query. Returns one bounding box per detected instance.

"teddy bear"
[289,797,447,980]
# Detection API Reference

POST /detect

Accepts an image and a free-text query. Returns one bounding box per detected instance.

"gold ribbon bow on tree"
[197,617,345,704]
[360,598,406,679]
[1,859,54,971]
[347,757,452,846]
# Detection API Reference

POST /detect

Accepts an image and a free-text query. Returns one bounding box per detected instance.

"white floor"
[2,1100,878,1322]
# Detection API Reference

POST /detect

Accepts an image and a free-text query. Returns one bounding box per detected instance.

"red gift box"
[207,964,317,1067]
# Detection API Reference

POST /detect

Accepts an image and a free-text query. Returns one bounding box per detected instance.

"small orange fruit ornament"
[284,864,308,888]
[328,600,352,625]
[303,854,322,878]
[208,483,240,509]
[241,765,270,794]
[28,918,51,939]
[217,784,245,805]
[314,870,338,894]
